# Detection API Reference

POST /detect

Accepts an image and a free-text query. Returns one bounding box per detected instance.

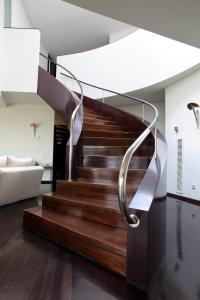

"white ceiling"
[57,29,200,104]
[22,0,135,57]
[104,64,200,107]
[1,92,47,106]
[6,0,200,107]
[64,0,200,49]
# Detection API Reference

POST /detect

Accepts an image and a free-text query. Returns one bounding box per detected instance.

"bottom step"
[23,207,127,276]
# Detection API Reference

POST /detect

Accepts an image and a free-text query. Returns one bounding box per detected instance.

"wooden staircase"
[23,104,153,277]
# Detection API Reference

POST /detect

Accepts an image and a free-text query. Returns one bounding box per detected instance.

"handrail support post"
[142,104,145,123]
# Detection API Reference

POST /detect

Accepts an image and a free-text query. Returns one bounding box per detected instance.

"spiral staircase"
[23,58,167,290]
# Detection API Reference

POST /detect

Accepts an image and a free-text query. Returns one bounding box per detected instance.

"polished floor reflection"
[149,198,200,300]
[0,192,200,300]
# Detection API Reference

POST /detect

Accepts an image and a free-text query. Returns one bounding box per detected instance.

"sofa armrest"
[0,166,44,206]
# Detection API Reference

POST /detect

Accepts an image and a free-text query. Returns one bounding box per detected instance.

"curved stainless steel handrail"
[118,109,157,227]
[39,53,84,181]
[61,71,158,227]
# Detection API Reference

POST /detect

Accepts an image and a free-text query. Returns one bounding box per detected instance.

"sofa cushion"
[0,156,7,168]
[7,156,35,167]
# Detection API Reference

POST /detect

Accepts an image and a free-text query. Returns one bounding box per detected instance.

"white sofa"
[0,156,44,206]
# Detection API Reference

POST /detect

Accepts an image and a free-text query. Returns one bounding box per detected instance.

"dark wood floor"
[0,185,199,300]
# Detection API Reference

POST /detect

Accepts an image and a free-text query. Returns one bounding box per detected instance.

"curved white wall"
[57,29,200,99]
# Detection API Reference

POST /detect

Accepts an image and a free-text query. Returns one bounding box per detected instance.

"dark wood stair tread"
[23,207,127,256]
[81,155,151,158]
[43,192,122,214]
[76,167,146,184]
[57,179,120,189]
[82,137,133,146]
[76,167,146,172]
[83,123,129,131]
[57,179,138,190]
[79,155,151,168]
[84,116,118,123]
[81,129,135,138]
[83,145,154,156]
[56,179,137,200]
[84,113,112,121]
[56,179,119,195]
[42,193,128,230]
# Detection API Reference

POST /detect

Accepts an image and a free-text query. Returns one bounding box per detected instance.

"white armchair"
[0,156,44,206]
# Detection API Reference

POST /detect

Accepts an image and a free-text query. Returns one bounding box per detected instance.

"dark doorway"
[52,125,69,191]
[48,55,57,77]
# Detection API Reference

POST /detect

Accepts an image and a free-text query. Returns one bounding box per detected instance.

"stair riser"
[82,138,133,146]
[43,196,127,230]
[84,118,117,125]
[23,212,126,276]
[81,130,134,138]
[83,146,154,156]
[83,123,128,131]
[84,113,111,121]
[56,181,118,200]
[76,169,145,184]
[56,181,135,203]
[80,156,151,169]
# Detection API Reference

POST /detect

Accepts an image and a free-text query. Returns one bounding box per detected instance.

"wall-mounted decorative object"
[187,102,200,129]
[30,122,40,139]
[174,126,179,134]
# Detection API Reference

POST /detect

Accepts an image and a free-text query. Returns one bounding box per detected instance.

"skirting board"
[167,193,200,206]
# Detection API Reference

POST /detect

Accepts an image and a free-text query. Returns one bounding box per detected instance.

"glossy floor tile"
[0,193,199,300]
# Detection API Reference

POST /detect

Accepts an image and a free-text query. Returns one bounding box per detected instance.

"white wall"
[11,0,31,28]
[40,43,48,71]
[166,68,200,200]
[57,29,200,99]
[2,28,40,92]
[0,0,4,28]
[119,101,165,135]
[0,0,4,103]
[0,104,54,179]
